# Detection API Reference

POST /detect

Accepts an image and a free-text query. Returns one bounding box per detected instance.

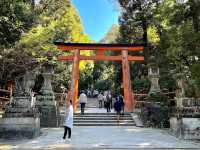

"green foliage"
[191,63,200,90]
[116,0,200,97]
[148,92,168,104]
[79,62,93,90]
[159,74,176,91]
[0,0,37,83]
[141,103,169,128]
[0,0,35,48]
[17,0,90,63]
[116,0,162,94]
[94,80,111,91]
[0,0,91,90]
[184,79,198,98]
[133,77,150,93]
[92,62,115,91]
[158,0,200,93]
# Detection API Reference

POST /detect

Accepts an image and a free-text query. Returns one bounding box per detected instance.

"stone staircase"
[73,112,135,126]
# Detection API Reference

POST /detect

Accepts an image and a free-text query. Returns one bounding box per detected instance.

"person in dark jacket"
[114,97,122,123]
[118,95,124,115]
[105,94,112,112]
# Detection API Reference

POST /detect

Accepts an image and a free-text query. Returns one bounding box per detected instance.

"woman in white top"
[63,100,73,141]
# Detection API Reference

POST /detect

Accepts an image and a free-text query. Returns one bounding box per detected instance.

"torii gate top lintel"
[55,42,144,112]
[54,42,144,51]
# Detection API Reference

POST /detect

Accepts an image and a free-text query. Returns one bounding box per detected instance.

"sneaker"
[59,139,66,143]
[67,138,71,142]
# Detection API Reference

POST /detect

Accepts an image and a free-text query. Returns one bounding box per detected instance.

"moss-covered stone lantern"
[148,56,160,95]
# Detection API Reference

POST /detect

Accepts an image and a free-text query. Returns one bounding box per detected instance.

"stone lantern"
[39,61,54,97]
[148,56,160,95]
[174,73,185,107]
[0,71,40,139]
[36,61,59,127]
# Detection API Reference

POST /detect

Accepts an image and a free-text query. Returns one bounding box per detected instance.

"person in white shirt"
[97,93,104,108]
[63,100,73,141]
[78,91,87,114]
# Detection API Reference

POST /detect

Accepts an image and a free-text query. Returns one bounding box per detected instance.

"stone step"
[74,114,130,117]
[73,123,136,126]
[74,117,132,120]
[72,112,135,126]
[74,113,130,116]
[74,120,134,123]
[74,113,127,115]
[73,115,131,118]
[74,119,134,122]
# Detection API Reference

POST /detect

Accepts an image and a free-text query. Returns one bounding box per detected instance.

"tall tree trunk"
[142,19,148,47]
[190,0,199,32]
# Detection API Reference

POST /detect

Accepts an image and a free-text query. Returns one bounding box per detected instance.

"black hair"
[70,100,72,104]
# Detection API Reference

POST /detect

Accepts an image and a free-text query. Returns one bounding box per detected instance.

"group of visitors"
[97,91,124,115]
[97,91,113,112]
[86,89,99,98]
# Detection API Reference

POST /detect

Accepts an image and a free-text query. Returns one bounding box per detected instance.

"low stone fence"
[170,97,200,140]
[135,101,146,108]
[135,101,163,109]
[181,97,200,107]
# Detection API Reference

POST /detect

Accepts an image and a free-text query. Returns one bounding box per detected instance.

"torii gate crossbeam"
[54,42,144,112]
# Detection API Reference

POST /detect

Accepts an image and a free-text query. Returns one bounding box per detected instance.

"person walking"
[114,97,122,123]
[118,95,124,115]
[108,91,113,108]
[103,94,107,109]
[63,100,73,142]
[78,91,87,114]
[105,94,111,113]
[97,93,103,108]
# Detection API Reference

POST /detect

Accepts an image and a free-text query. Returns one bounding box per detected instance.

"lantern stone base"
[36,98,60,127]
[170,117,200,140]
[0,96,40,139]
[0,117,40,139]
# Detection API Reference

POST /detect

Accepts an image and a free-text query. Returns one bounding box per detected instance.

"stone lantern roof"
[148,56,158,67]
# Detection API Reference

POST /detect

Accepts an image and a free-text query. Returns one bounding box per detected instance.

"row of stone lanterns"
[0,62,59,139]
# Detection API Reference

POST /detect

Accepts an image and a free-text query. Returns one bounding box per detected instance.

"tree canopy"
[0,0,91,88]
[116,0,200,95]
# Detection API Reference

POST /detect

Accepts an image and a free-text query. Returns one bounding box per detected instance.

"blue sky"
[72,0,119,42]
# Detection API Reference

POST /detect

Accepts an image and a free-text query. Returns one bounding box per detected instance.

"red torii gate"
[54,42,144,112]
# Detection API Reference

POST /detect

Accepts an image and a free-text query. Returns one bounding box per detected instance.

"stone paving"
[1,98,200,149]
[0,126,200,150]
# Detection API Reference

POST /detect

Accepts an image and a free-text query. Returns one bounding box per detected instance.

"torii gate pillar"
[122,49,133,112]
[70,49,80,112]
